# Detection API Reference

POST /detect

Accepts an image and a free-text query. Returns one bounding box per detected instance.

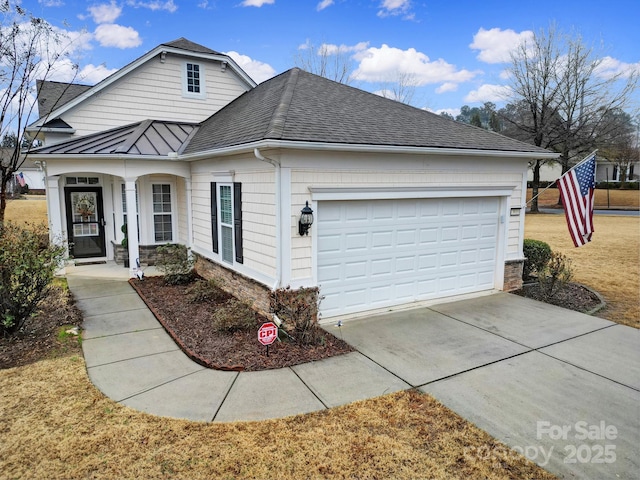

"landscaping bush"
[211,298,258,332]
[270,286,322,345]
[155,244,195,285]
[0,222,67,336]
[186,278,227,304]
[538,252,573,300]
[523,239,552,279]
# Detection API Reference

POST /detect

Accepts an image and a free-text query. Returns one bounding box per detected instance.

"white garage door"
[317,197,500,318]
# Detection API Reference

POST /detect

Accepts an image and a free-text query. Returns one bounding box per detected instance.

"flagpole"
[526,149,598,207]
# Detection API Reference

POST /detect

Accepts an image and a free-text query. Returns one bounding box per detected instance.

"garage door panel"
[318,198,500,317]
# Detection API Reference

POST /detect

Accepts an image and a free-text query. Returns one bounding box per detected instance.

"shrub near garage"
[0,223,66,336]
[522,238,552,279]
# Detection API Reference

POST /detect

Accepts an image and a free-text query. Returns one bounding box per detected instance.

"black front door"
[64,187,106,259]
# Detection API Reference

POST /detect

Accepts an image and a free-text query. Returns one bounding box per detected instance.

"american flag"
[17,172,25,187]
[557,153,596,247]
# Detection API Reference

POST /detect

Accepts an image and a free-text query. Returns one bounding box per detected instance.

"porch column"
[185,178,193,252]
[125,178,140,277]
[46,176,64,246]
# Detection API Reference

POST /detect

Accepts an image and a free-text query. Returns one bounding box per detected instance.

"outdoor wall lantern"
[510,207,522,216]
[298,201,314,236]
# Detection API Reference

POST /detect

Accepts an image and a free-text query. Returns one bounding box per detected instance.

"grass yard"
[525,213,640,328]
[4,195,48,225]
[527,187,640,209]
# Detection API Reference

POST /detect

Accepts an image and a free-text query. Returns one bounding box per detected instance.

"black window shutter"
[233,182,243,264]
[210,182,218,254]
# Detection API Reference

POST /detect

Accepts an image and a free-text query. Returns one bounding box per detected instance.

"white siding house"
[29,43,558,322]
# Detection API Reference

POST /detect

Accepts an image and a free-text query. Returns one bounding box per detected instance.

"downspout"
[254,148,282,289]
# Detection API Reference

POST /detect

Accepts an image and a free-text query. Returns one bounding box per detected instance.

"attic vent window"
[186,63,200,93]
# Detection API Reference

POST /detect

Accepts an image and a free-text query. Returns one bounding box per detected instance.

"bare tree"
[376,71,418,105]
[502,25,638,211]
[294,41,354,84]
[599,109,639,186]
[0,1,78,223]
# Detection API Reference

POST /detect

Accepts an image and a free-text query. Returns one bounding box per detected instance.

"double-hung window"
[211,182,243,264]
[153,184,173,242]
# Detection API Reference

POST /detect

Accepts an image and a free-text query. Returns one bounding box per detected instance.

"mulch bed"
[513,281,604,313]
[129,275,354,372]
[0,286,83,370]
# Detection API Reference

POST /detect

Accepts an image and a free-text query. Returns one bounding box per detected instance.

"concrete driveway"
[336,293,639,480]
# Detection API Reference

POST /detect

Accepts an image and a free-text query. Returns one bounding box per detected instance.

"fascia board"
[179,139,560,161]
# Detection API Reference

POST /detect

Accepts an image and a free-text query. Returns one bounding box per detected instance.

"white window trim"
[182,61,206,99]
[151,182,176,244]
[217,182,235,265]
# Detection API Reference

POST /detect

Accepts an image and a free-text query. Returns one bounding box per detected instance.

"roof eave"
[180,139,560,161]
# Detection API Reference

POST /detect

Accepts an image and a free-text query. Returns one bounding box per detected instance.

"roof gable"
[28,38,256,130]
[184,68,551,155]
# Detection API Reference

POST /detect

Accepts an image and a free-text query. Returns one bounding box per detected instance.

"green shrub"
[538,252,573,299]
[211,298,258,332]
[0,222,67,336]
[186,278,227,304]
[270,286,322,345]
[523,239,552,279]
[155,244,195,285]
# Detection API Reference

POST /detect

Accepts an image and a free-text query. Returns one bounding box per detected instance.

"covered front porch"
[29,120,197,277]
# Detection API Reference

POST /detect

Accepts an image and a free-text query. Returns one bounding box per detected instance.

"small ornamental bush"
[538,252,574,299]
[186,278,227,304]
[211,298,258,332]
[270,286,322,345]
[0,222,67,336]
[155,244,195,285]
[523,239,552,279]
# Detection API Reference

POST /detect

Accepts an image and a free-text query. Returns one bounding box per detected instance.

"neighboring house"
[0,149,45,195]
[527,157,638,184]
[28,38,557,322]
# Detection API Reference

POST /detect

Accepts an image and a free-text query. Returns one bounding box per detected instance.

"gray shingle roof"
[36,80,92,118]
[32,120,198,156]
[184,68,550,155]
[160,38,221,55]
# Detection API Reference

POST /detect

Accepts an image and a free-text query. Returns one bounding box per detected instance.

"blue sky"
[20,0,640,116]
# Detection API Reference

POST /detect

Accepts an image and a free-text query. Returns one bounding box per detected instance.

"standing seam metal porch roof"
[31,120,198,156]
[182,68,552,156]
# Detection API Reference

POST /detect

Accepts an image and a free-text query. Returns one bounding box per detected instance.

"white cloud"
[318,42,369,55]
[317,0,333,11]
[240,0,275,6]
[353,44,479,87]
[436,82,458,93]
[38,0,65,6]
[432,107,460,118]
[87,1,122,24]
[464,84,512,103]
[225,51,276,84]
[77,63,119,83]
[377,0,412,18]
[94,24,142,49]
[125,0,178,12]
[594,56,640,79]
[470,27,533,64]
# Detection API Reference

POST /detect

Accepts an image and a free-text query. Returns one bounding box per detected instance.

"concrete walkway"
[67,263,639,480]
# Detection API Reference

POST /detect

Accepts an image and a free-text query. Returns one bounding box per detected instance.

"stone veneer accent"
[503,259,524,291]
[195,254,273,317]
[112,242,164,266]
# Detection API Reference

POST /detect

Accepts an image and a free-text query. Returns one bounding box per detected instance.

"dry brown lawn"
[4,195,48,225]
[0,355,556,480]
[525,214,639,328]
[527,187,640,209]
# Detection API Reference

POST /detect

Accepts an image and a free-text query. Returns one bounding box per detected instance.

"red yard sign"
[258,322,278,346]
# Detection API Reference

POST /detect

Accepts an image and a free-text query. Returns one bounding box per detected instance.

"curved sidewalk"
[66,264,410,422]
